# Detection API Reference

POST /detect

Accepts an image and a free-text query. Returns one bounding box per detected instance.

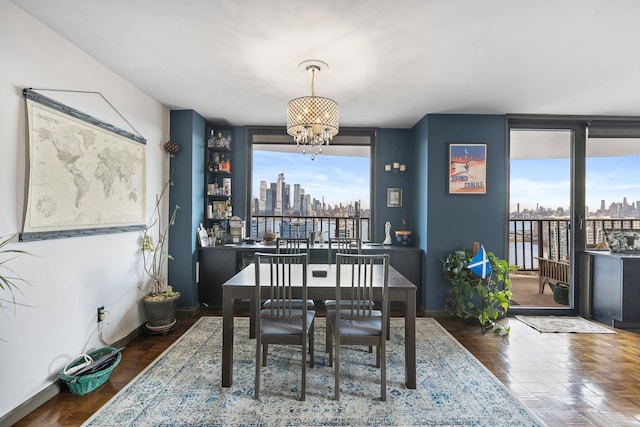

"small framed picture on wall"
[448,143,487,194]
[387,188,402,207]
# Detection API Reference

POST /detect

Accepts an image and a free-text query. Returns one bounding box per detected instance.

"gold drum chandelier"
[287,60,339,160]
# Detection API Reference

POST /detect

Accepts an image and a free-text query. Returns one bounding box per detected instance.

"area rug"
[515,315,616,333]
[82,317,544,427]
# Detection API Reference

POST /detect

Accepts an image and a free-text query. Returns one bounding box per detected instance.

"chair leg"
[262,344,268,366]
[328,324,334,367]
[381,340,386,402]
[334,333,340,401]
[309,320,315,368]
[325,315,331,353]
[255,334,261,400]
[301,333,307,401]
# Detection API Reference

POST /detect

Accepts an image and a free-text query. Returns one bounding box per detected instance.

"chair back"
[254,252,308,319]
[335,253,389,322]
[276,237,310,259]
[327,237,361,263]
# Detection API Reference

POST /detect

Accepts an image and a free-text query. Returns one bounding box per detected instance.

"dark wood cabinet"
[587,251,640,328]
[198,244,422,309]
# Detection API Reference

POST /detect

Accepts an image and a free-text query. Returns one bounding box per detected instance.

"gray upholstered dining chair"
[326,236,361,264]
[324,237,373,351]
[326,253,389,401]
[254,252,315,401]
[262,237,315,310]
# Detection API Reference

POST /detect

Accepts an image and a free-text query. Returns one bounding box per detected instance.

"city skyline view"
[252,149,370,211]
[254,147,640,217]
[511,154,640,215]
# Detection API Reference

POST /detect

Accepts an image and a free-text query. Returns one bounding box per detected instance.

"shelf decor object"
[286,60,339,160]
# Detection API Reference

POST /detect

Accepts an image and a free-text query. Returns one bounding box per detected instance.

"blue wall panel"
[168,109,205,310]
[423,114,507,311]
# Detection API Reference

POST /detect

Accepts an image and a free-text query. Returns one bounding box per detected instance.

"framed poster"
[448,143,487,194]
[387,188,402,207]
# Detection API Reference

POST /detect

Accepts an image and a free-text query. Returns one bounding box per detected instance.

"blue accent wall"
[168,110,206,309]
[375,129,416,243]
[417,114,507,310]
[168,113,507,312]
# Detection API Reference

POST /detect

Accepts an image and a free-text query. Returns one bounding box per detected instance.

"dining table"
[221,262,417,389]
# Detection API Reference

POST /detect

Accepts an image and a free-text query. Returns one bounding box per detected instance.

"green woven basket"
[58,347,122,395]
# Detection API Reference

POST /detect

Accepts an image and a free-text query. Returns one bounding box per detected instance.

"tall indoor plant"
[0,234,31,315]
[441,243,513,334]
[141,175,181,332]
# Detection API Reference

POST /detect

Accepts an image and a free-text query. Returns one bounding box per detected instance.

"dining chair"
[326,253,390,401]
[262,237,314,310]
[324,237,373,351]
[254,252,315,401]
[326,236,361,264]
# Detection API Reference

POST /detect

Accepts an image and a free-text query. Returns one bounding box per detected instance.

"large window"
[248,128,374,241]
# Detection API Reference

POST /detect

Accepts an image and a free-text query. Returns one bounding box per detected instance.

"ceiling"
[12,0,640,129]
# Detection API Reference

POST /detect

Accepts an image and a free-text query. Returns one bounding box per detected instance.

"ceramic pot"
[142,293,180,328]
[395,230,413,246]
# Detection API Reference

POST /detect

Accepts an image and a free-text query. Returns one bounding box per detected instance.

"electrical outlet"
[97,306,105,323]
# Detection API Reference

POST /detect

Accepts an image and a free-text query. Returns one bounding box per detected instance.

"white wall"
[0,1,169,418]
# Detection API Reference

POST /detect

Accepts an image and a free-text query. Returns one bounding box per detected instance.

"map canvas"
[23,98,145,236]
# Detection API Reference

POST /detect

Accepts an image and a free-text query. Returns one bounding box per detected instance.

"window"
[247,128,374,241]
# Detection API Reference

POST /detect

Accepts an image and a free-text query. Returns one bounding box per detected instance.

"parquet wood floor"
[13,310,640,426]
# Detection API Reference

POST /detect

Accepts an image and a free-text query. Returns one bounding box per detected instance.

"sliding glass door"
[509,127,574,309]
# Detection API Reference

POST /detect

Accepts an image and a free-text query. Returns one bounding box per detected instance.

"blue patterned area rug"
[83,317,544,427]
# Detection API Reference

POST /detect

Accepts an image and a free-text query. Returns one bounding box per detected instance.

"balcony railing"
[510,218,640,271]
[250,215,371,241]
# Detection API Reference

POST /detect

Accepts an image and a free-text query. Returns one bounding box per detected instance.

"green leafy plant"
[441,245,514,334]
[0,234,33,314]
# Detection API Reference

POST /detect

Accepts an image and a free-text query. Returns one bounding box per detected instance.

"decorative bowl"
[395,230,412,246]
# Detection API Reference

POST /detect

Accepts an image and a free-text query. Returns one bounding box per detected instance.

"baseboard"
[2,324,145,426]
[0,381,62,427]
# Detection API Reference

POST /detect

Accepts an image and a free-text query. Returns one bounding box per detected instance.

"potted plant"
[141,175,181,333]
[0,234,32,315]
[441,243,513,334]
[394,211,412,246]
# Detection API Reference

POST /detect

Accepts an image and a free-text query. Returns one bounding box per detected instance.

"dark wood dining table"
[221,262,417,389]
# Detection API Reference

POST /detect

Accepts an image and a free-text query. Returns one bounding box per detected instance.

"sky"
[511,155,640,213]
[252,150,370,209]
[252,148,640,215]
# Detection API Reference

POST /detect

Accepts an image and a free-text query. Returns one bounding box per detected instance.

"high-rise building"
[259,180,267,213]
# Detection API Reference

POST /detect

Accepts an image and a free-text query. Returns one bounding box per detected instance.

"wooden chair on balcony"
[536,256,570,293]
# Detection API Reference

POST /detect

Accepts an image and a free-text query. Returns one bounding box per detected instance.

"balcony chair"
[254,252,315,401]
[326,253,390,401]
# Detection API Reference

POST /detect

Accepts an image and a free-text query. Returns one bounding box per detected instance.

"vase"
[142,293,181,332]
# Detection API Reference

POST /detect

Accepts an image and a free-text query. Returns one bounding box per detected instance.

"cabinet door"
[198,248,237,308]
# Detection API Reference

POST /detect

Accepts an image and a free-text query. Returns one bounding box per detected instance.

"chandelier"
[286,60,339,160]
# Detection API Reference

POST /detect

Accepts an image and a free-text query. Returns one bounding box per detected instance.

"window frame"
[246,126,377,241]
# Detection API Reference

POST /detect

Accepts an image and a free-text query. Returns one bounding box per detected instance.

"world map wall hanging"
[21,89,146,241]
